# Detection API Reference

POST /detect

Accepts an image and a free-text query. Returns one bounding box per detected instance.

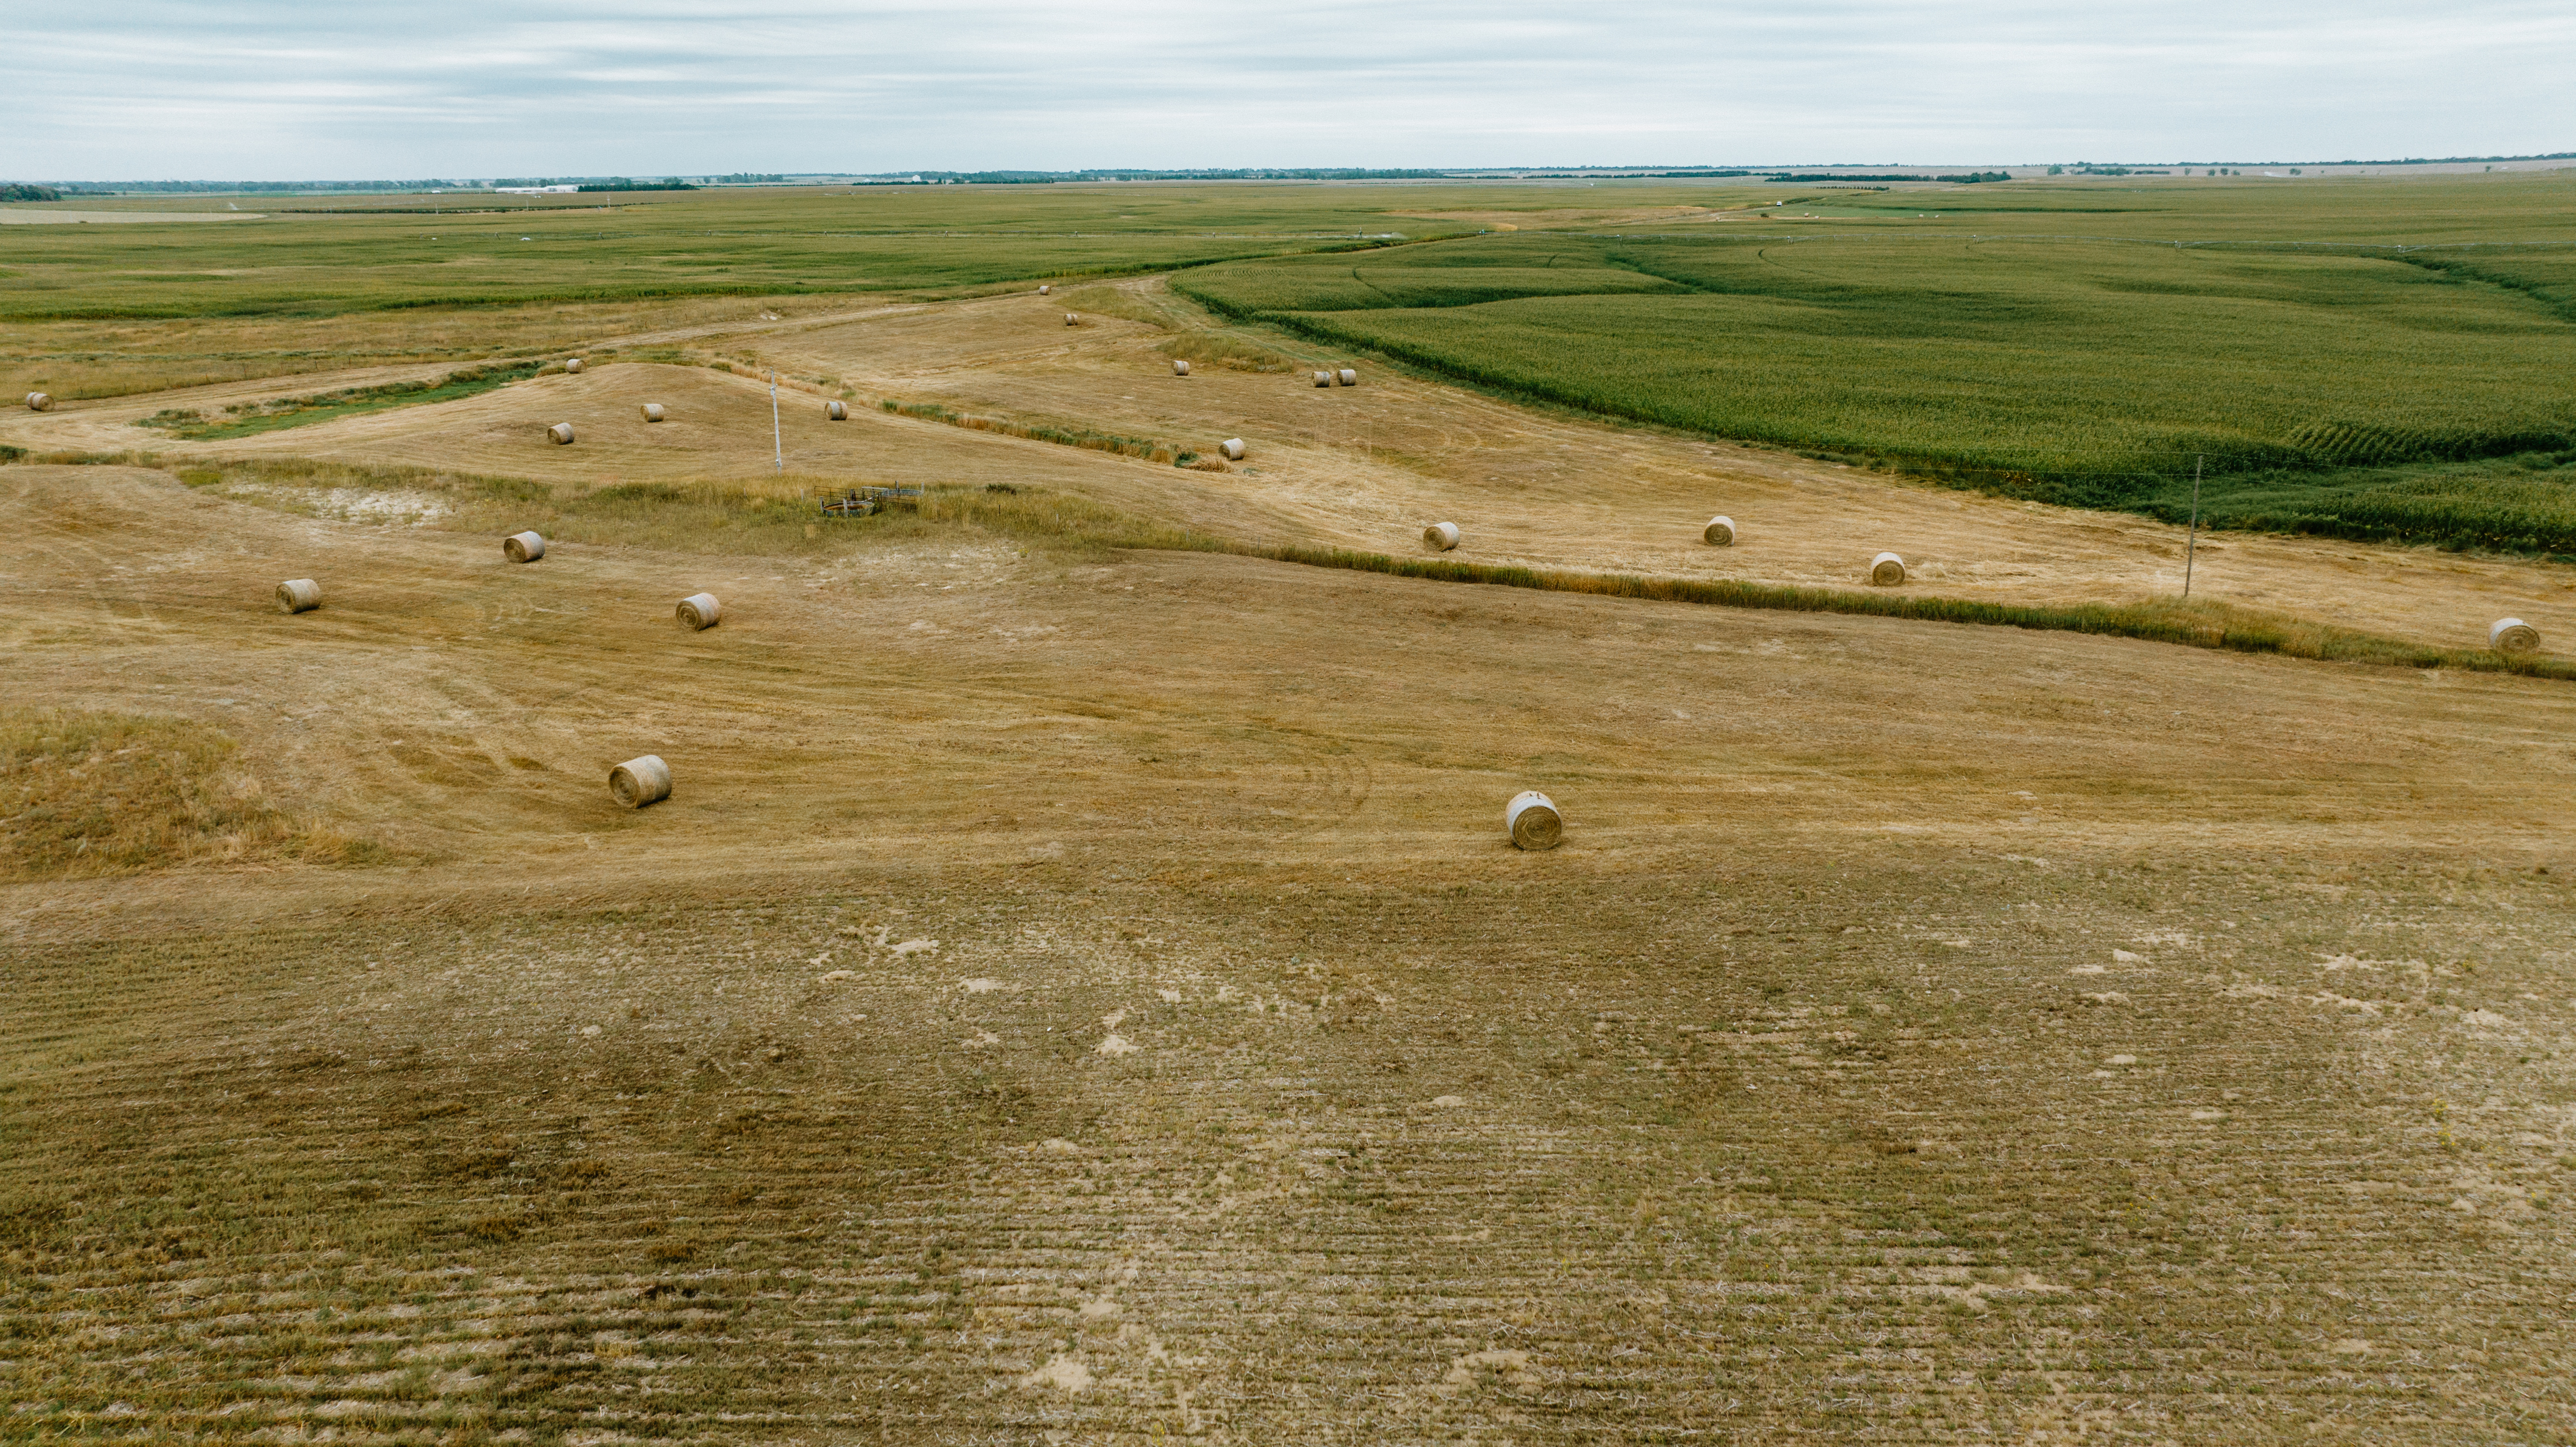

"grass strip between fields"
[1241,543,2576,681]
[137,359,546,441]
[875,398,1219,467]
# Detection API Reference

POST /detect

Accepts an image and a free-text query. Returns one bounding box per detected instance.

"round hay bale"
[1039,284,1052,295]
[1173,359,1191,377]
[1703,515,1737,547]
[1065,312,1079,327]
[1313,371,1333,387]
[825,399,849,421]
[2490,617,2541,654]
[547,422,576,446]
[24,392,52,412]
[1220,437,1246,461]
[1424,521,1460,552]
[609,755,671,809]
[565,358,585,374]
[675,593,722,631]
[503,530,546,563]
[276,578,322,614]
[1506,791,1563,851]
[641,402,665,423]
[1869,552,1907,586]
[1337,368,1357,386]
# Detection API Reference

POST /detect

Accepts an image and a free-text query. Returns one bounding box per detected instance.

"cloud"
[7,0,2573,177]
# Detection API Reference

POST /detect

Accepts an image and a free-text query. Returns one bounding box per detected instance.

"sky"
[10,0,2576,180]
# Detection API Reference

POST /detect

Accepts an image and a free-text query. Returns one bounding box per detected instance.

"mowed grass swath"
[0,709,377,877]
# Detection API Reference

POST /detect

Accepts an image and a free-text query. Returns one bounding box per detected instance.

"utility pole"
[2183,454,2203,597]
[771,369,783,474]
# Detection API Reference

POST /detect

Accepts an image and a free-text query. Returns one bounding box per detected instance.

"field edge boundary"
[1209,540,2576,682]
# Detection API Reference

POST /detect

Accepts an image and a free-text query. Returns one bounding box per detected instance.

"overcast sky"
[11,0,2575,180]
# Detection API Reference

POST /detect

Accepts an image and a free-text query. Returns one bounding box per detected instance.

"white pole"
[771,369,783,473]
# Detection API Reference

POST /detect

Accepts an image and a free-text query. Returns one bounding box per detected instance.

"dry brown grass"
[1053,283,1189,328]
[0,709,380,877]
[1056,278,1308,372]
[1155,330,1304,373]
[1,457,2572,1440]
[6,856,2571,1443]
[158,454,1213,561]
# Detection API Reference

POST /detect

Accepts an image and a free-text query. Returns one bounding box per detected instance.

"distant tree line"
[0,183,62,202]
[38,177,701,194]
[493,177,687,189]
[2317,151,2576,166]
[2170,152,2576,168]
[47,179,470,193]
[1762,171,2015,183]
[901,169,1455,185]
[1512,170,1754,179]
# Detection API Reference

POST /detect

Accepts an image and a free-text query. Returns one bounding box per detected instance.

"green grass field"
[0,182,1622,399]
[16,174,2576,551]
[2133,451,2576,555]
[0,185,1524,321]
[138,360,545,439]
[1171,174,2576,551]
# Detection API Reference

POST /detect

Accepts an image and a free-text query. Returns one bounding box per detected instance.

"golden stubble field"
[3,263,2575,1443]
[4,453,2575,1444]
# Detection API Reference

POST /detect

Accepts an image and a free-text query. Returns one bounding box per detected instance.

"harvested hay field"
[754,278,2576,654]
[11,283,2575,656]
[3,461,2575,1442]
[6,179,2576,1441]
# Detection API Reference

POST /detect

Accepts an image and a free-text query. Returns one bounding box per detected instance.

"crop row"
[1173,232,2576,545]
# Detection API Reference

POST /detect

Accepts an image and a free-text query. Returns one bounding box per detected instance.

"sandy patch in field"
[219,482,451,524]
